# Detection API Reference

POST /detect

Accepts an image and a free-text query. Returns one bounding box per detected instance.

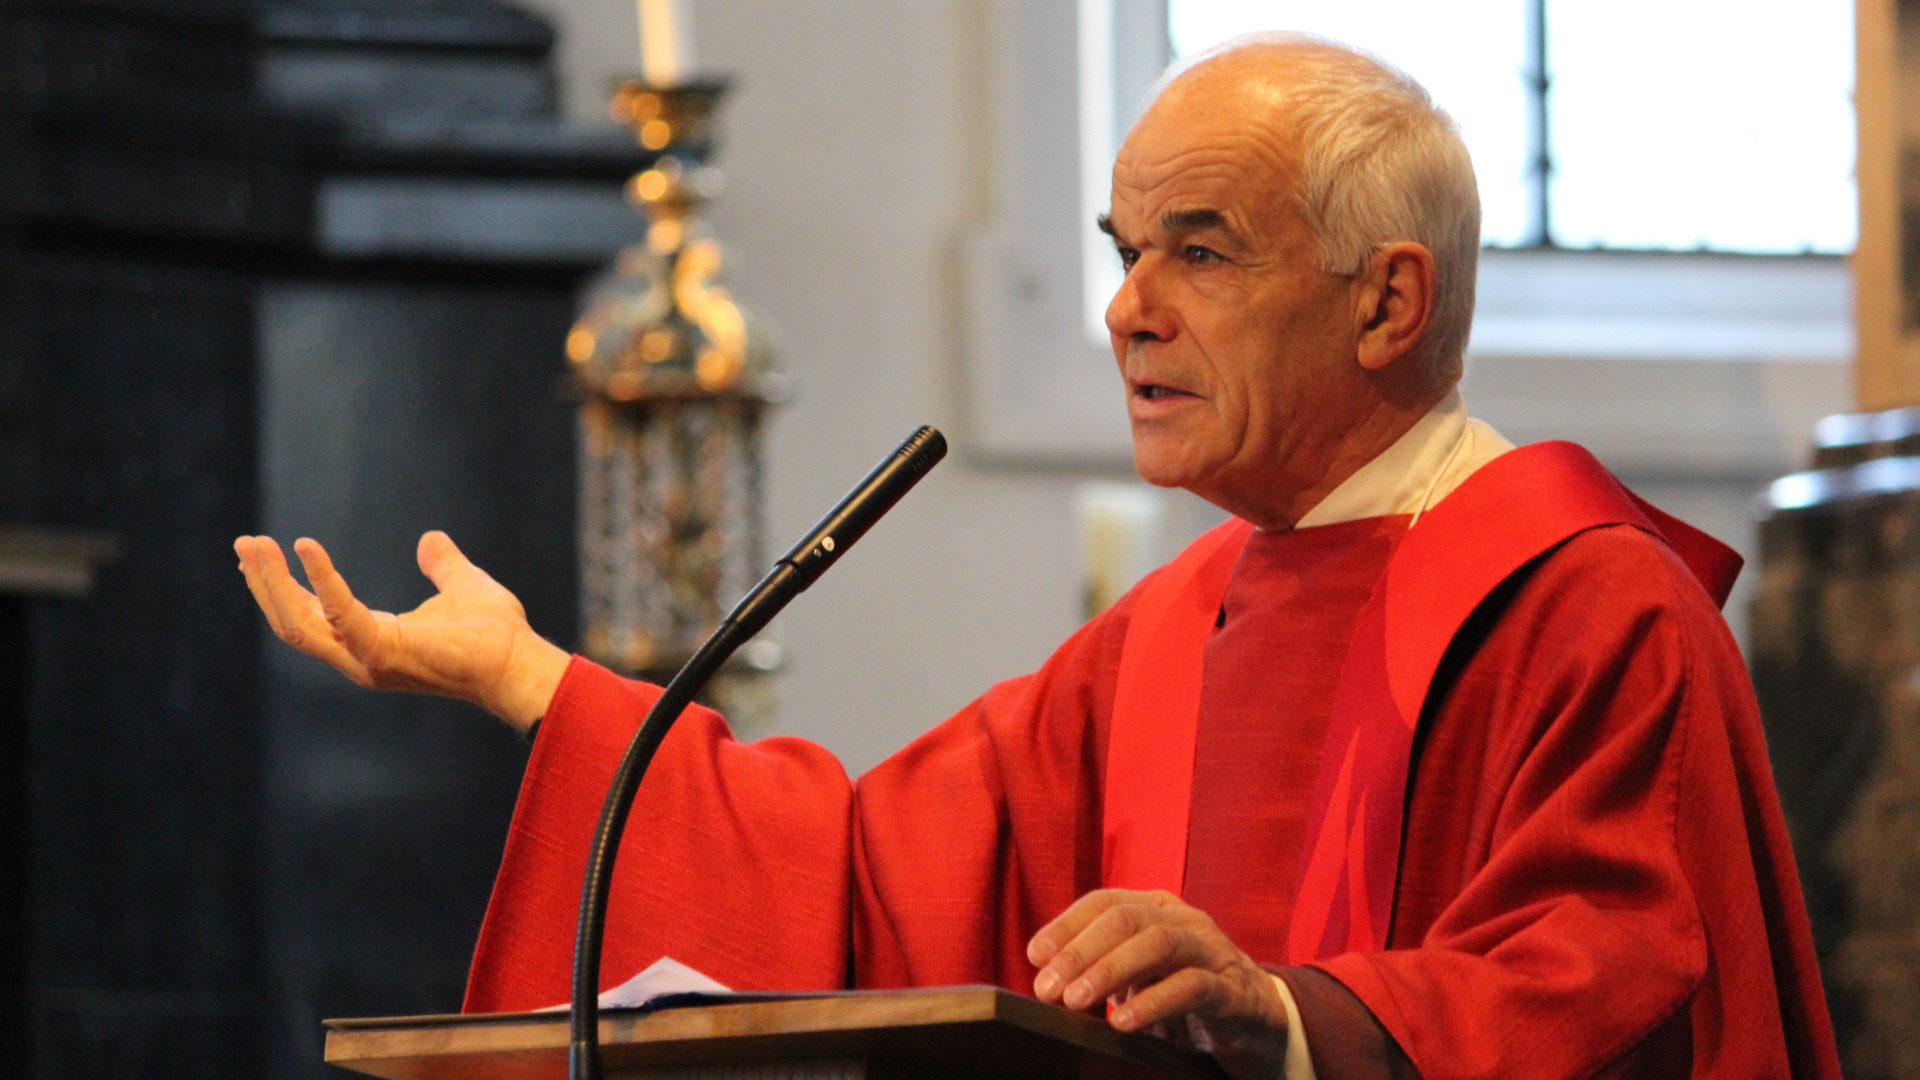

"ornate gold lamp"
[568,78,782,704]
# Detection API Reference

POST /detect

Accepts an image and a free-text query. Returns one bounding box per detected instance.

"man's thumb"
[416,530,478,589]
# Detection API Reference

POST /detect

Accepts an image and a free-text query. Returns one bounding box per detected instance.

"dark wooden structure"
[1753,405,1920,1078]
[1,2,653,1076]
[0,527,119,1073]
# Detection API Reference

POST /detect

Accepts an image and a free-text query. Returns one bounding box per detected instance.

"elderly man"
[235,34,1838,1080]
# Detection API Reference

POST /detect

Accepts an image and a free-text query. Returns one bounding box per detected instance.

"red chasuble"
[463,442,1838,1080]
[1181,516,1409,965]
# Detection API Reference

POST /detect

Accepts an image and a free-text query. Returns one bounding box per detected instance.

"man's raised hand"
[233,531,570,731]
[1028,889,1292,1080]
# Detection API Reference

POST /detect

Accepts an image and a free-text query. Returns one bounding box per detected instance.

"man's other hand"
[1028,889,1291,1080]
[234,531,569,732]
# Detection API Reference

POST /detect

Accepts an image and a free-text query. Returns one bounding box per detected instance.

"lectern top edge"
[324,983,1012,1031]
[322,986,1225,1080]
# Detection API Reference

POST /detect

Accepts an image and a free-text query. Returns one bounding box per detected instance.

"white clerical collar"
[1291,390,1515,530]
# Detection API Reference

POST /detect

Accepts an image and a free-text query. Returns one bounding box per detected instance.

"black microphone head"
[899,425,947,470]
[781,426,947,584]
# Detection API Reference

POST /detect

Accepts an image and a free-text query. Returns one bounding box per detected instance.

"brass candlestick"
[570,78,782,707]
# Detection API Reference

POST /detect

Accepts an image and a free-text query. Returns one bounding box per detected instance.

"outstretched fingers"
[244,536,326,649]
[291,538,385,673]
[234,535,369,681]
[235,530,559,718]
[235,536,290,640]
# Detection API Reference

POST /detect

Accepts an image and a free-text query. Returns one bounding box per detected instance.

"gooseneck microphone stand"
[568,426,948,1080]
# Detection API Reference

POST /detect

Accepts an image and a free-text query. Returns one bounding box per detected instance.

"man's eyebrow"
[1096,208,1243,244]
[1160,208,1231,235]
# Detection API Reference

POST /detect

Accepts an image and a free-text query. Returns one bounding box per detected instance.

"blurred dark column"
[1753,411,1920,1079]
[0,594,25,1074]
[0,603,19,1069]
[3,0,34,1069]
[1,0,23,519]
[13,2,650,1077]
[0,531,121,1074]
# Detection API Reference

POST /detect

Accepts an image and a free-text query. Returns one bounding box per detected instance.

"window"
[965,0,1852,481]
[1165,0,1856,253]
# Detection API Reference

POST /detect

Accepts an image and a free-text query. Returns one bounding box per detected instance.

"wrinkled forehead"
[1111,71,1302,217]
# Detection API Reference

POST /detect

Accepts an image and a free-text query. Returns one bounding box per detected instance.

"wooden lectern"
[325,985,1226,1080]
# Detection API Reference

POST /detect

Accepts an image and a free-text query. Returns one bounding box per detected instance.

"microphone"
[726,423,946,637]
[569,426,947,1080]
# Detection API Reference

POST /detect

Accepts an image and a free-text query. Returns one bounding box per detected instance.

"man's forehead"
[1110,158,1242,219]
[1110,112,1295,229]
[1119,64,1299,180]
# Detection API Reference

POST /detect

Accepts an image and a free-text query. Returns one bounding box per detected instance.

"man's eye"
[1116,247,1140,270]
[1185,245,1223,265]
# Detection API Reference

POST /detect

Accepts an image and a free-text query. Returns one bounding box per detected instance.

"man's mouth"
[1134,383,1193,400]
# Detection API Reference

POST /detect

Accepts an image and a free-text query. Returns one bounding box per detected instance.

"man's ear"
[1353,242,1436,373]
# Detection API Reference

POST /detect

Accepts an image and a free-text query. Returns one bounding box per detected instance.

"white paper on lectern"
[600,956,733,1006]
[536,956,733,1012]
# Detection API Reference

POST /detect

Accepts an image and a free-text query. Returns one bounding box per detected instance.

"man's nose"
[1105,261,1175,343]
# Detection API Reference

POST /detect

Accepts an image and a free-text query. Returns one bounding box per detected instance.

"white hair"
[1153,33,1481,390]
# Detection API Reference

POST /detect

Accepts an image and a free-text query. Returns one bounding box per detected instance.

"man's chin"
[1129,447,1199,492]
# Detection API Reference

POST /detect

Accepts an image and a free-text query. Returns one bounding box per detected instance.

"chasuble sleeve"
[462,598,1135,1013]
[462,656,859,1011]
[1309,527,1837,1080]
[849,602,1126,989]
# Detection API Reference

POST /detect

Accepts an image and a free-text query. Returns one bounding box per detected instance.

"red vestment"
[1181,516,1408,967]
[464,443,1838,1080]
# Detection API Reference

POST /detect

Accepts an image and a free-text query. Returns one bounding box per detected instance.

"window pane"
[1168,0,1537,246]
[1546,0,1856,253]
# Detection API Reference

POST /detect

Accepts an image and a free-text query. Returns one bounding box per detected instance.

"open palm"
[234,530,567,728]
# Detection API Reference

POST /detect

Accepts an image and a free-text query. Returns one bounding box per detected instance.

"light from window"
[1544,0,1855,253]
[1165,0,1856,255]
